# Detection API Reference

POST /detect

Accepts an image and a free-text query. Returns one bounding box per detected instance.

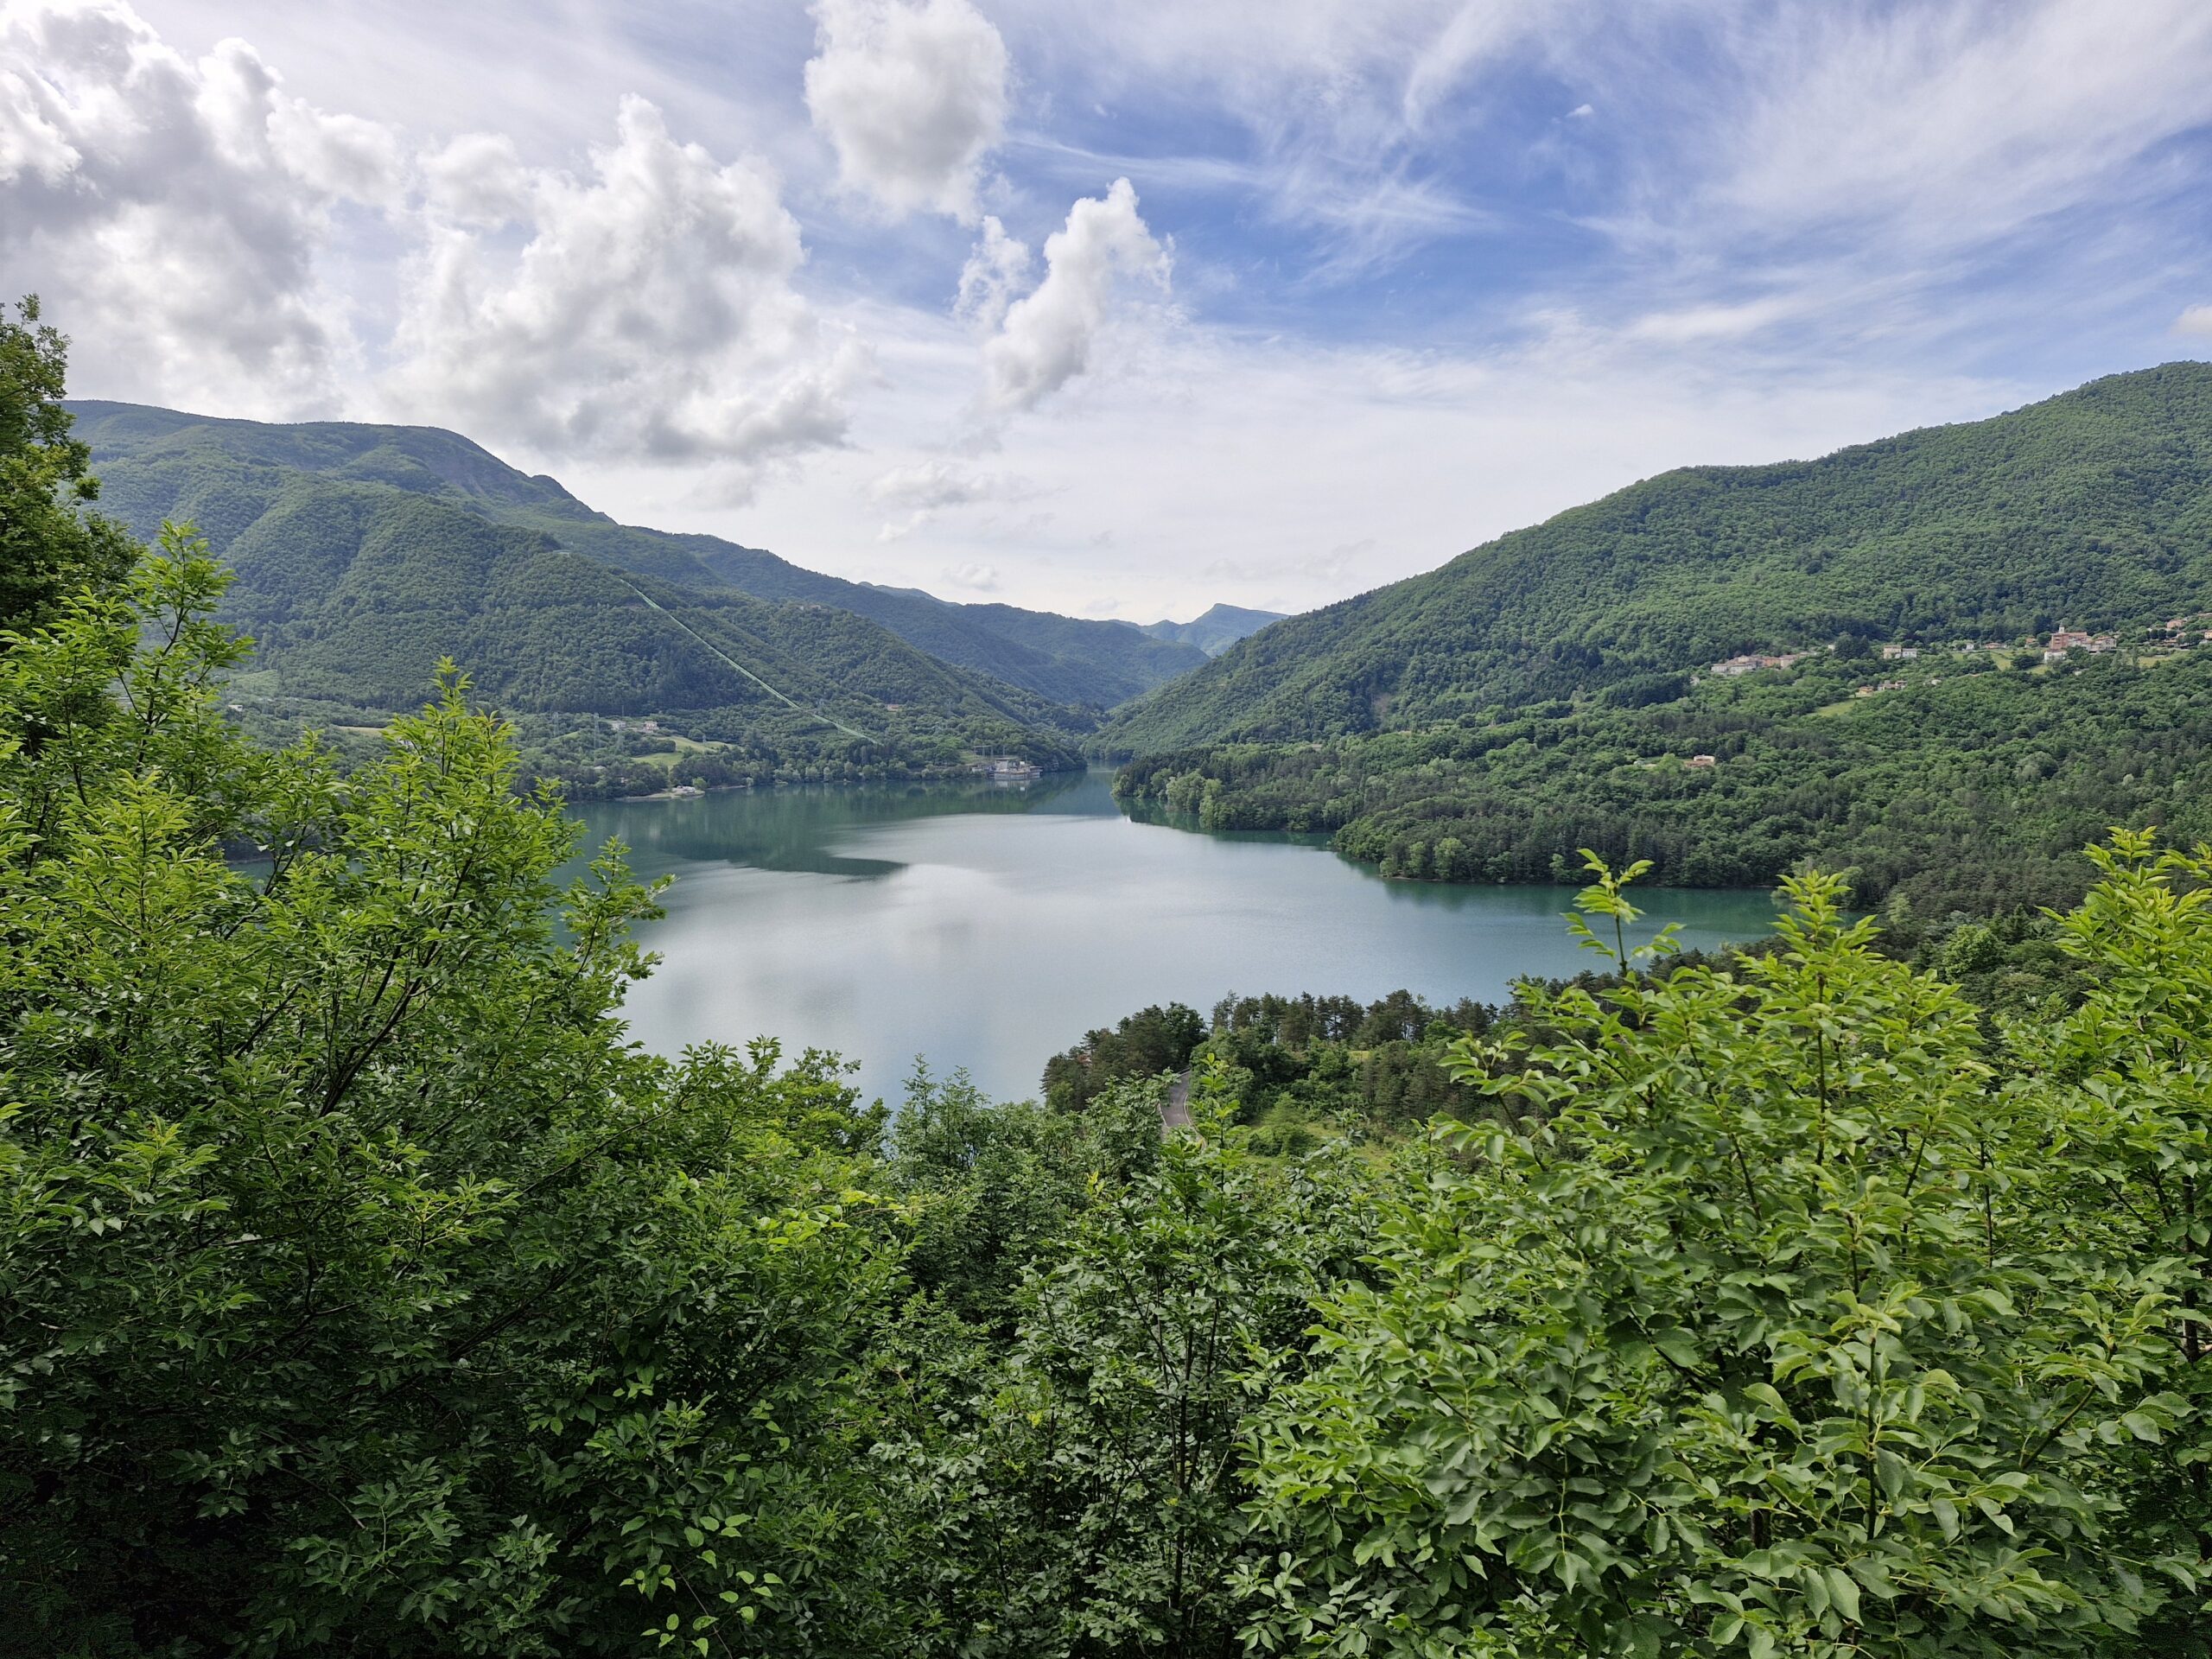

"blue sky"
[6,0,2211,619]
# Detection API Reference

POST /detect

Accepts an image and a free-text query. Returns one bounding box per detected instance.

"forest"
[48,399,1198,791]
[67,399,1210,714]
[1100,361,2212,754]
[7,302,2212,1657]
[1116,639,2212,918]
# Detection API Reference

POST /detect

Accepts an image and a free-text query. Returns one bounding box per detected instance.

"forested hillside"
[67,400,1211,709]
[157,474,1068,729]
[13,302,2212,1659]
[1141,602,1284,655]
[1119,639,2212,915]
[1103,363,2212,750]
[58,403,1109,779]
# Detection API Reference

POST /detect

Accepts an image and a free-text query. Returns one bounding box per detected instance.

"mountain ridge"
[65,400,1211,711]
[1142,603,1284,656]
[61,404,1103,773]
[1100,360,2212,753]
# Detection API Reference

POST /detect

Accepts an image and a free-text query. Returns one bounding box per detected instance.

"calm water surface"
[564,772,1780,1107]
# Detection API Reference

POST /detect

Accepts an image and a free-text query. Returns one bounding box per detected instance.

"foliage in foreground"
[0,540,912,1654]
[0,297,136,634]
[8,380,2212,1653]
[1242,855,2212,1657]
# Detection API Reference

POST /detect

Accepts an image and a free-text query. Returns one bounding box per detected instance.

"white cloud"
[386,95,867,493]
[941,559,999,590]
[956,214,1031,327]
[980,177,1169,414]
[1626,296,1802,346]
[868,455,1038,540]
[992,0,1560,270]
[804,0,1008,223]
[870,457,992,509]
[421,131,531,227]
[1697,1,2212,252]
[0,0,401,414]
[2177,304,2212,339]
[667,288,2030,624]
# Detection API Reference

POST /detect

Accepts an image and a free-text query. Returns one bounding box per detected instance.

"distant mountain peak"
[1141,603,1285,656]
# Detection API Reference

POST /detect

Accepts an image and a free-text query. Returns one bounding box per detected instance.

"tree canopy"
[0,300,135,635]
[8,319,2212,1659]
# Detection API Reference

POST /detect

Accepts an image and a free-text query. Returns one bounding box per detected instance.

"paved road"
[1160,1070,1193,1132]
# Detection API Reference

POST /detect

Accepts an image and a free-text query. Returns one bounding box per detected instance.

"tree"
[2026,830,2212,1656]
[0,536,910,1656]
[885,1075,1379,1659]
[1042,1004,1206,1113]
[1241,862,2196,1658]
[0,297,136,636]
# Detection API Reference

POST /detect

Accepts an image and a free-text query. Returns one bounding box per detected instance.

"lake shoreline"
[563,772,1781,1106]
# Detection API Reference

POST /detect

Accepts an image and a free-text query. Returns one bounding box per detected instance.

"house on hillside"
[1881,644,1920,660]
[2043,628,2116,662]
[1709,652,1809,677]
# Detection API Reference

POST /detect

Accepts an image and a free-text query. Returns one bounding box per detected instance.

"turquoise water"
[564,771,1782,1107]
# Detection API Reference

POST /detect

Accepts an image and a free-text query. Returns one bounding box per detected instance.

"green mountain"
[1141,602,1284,656]
[1103,362,2212,752]
[66,401,1210,710]
[674,550,1209,708]
[64,404,1084,759]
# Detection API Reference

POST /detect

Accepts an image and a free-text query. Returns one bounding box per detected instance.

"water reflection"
[564,771,1780,1107]
[587,773,1090,879]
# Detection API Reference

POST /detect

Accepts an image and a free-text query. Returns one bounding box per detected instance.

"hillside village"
[1704,624,2148,681]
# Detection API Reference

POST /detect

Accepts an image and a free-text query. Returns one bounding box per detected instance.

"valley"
[563,770,1777,1106]
[16,7,2212,1653]
[64,399,1254,790]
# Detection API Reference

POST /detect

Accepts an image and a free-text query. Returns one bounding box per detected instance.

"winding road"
[1160,1070,1193,1132]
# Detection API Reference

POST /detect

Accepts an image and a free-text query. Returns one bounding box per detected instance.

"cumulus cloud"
[980,177,1169,415]
[2177,304,2212,338]
[3,5,868,495]
[804,0,1008,222]
[0,0,402,413]
[955,214,1031,327]
[941,560,999,590]
[421,131,531,227]
[387,95,866,492]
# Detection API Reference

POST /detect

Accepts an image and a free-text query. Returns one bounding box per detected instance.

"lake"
[564,771,1782,1107]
